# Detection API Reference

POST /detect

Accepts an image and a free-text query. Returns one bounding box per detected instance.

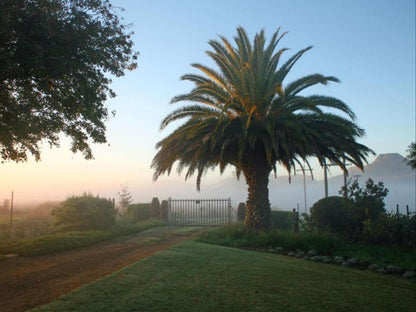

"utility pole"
[342,156,351,198]
[323,159,337,198]
[295,168,313,214]
[9,191,14,236]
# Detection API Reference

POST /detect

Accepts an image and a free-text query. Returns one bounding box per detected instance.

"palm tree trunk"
[243,162,272,231]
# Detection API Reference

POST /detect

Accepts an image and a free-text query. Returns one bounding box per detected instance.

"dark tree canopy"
[0,0,138,162]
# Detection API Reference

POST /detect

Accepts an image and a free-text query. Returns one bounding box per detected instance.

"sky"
[1,0,415,207]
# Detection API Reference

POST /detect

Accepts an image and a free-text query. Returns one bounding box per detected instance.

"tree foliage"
[311,179,389,238]
[52,193,116,231]
[406,142,416,169]
[152,27,372,230]
[340,178,389,225]
[0,0,138,161]
[118,185,132,215]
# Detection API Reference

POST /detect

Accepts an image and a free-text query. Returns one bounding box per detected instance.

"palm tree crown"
[152,27,373,230]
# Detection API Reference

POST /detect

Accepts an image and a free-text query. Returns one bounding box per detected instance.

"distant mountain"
[348,153,414,181]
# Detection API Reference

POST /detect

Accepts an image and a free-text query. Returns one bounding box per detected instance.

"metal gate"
[167,198,235,226]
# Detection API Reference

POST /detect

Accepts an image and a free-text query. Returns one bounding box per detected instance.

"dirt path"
[0,226,205,312]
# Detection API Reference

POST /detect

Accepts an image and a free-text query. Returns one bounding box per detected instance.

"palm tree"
[152,27,373,230]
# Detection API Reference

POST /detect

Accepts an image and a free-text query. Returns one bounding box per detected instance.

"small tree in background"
[150,197,161,219]
[52,193,116,231]
[118,186,132,215]
[406,142,416,169]
[340,178,389,225]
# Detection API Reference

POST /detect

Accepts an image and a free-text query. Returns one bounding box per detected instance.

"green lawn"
[31,239,415,312]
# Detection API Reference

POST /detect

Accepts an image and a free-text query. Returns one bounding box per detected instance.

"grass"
[0,220,165,256]
[199,224,416,270]
[31,239,416,312]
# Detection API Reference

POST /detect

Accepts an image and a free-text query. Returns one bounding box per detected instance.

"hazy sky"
[1,0,415,205]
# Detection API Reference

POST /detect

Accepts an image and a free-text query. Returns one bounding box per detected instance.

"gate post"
[168,197,172,225]
[227,198,231,223]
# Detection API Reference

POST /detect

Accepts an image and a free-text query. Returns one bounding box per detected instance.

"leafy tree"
[117,185,132,215]
[152,27,372,230]
[406,142,416,169]
[0,0,138,162]
[52,193,116,231]
[340,178,389,232]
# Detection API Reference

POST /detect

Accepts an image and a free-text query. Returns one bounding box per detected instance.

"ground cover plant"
[31,239,416,312]
[0,220,164,256]
[199,224,416,271]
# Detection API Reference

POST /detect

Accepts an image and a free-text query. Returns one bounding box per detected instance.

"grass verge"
[0,220,164,256]
[31,239,416,312]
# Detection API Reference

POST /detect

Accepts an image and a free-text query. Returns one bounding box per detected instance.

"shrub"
[340,178,388,229]
[151,197,161,218]
[362,212,416,246]
[237,203,246,221]
[160,200,168,220]
[125,203,151,222]
[271,210,295,230]
[52,194,116,231]
[199,224,344,255]
[310,196,351,234]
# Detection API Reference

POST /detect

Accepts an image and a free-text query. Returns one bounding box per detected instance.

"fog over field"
[3,153,413,214]
[159,153,415,213]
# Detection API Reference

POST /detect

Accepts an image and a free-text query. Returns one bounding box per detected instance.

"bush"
[340,178,388,231]
[271,210,295,230]
[125,203,151,222]
[151,197,161,218]
[362,213,416,246]
[52,194,116,231]
[237,203,246,221]
[310,196,351,235]
[199,224,416,270]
